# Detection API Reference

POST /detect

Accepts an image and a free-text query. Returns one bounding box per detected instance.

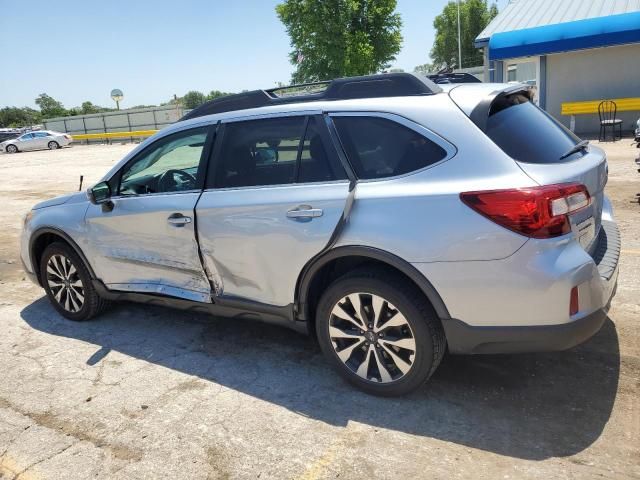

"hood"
[33,191,88,210]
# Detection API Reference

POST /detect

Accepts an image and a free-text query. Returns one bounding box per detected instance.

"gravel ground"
[0,142,638,480]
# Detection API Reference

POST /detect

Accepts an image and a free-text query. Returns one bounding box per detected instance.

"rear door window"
[332,116,447,179]
[486,93,582,164]
[211,115,346,188]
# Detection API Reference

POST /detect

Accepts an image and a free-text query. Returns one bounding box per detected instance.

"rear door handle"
[167,213,192,226]
[287,205,323,220]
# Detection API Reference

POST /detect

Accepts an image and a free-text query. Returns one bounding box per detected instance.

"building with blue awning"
[475,0,640,134]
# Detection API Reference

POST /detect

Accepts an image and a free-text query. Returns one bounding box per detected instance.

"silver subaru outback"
[20,73,620,396]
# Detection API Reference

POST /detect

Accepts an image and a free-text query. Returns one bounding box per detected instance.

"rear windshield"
[486,93,582,164]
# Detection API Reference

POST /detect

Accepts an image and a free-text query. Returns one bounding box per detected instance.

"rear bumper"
[416,218,620,354]
[442,297,613,354]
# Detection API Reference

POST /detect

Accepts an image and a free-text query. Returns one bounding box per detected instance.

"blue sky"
[0,0,507,109]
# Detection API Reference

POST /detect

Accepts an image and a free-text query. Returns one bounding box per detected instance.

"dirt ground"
[0,142,638,480]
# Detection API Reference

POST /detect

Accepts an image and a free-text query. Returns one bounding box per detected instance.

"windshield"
[486,93,582,164]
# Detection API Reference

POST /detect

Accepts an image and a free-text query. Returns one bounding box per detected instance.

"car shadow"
[21,296,620,461]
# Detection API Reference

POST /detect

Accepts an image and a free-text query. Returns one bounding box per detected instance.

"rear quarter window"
[332,116,447,180]
[486,94,582,164]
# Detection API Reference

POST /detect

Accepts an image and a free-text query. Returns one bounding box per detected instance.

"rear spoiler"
[468,84,535,132]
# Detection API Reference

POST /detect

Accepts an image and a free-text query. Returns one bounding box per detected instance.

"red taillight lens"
[570,286,579,316]
[460,183,591,239]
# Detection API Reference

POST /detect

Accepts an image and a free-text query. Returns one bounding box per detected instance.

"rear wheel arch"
[295,246,451,330]
[30,228,96,287]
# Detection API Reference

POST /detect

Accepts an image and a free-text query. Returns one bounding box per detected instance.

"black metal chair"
[598,100,623,142]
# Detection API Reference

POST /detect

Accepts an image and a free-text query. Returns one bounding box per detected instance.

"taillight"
[570,286,579,316]
[460,183,591,239]
[64,134,71,140]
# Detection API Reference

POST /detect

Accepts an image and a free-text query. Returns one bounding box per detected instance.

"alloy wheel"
[328,292,416,383]
[6,145,17,153]
[48,141,58,150]
[46,254,85,313]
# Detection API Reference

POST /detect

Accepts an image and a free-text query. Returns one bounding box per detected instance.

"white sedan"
[0,131,72,153]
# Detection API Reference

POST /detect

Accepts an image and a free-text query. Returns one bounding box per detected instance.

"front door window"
[119,128,208,196]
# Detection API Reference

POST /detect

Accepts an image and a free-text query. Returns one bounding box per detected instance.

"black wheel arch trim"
[295,245,451,323]
[29,227,97,286]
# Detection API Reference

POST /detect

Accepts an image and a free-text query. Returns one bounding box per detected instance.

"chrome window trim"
[327,111,458,183]
[110,189,202,201]
[202,179,350,194]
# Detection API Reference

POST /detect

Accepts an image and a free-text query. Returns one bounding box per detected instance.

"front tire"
[6,144,18,153]
[40,242,108,321]
[316,269,446,396]
[48,141,60,150]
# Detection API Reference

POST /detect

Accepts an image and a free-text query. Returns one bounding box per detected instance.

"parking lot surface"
[0,143,639,479]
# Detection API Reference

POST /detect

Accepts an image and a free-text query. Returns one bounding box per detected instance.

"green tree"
[276,0,403,83]
[35,93,67,119]
[430,0,498,70]
[80,101,101,114]
[207,90,232,101]
[413,63,435,75]
[182,91,206,109]
[0,107,42,127]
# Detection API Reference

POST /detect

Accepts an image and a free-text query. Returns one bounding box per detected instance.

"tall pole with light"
[110,89,124,111]
[457,0,463,70]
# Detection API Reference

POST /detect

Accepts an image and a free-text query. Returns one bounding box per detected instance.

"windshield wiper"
[559,140,589,160]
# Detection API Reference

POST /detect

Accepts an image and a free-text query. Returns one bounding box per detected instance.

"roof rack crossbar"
[181,73,441,121]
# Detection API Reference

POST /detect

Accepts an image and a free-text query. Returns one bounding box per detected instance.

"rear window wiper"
[559,140,589,160]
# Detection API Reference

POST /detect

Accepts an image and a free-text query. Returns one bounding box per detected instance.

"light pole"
[457,0,462,70]
[110,89,124,110]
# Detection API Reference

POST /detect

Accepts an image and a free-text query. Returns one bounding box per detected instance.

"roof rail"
[181,73,442,121]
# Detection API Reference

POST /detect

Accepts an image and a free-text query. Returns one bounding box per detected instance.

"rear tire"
[48,141,59,150]
[40,242,109,321]
[6,144,18,153]
[316,268,446,396]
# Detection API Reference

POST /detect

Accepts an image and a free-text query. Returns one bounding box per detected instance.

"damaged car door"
[84,126,214,302]
[195,114,351,307]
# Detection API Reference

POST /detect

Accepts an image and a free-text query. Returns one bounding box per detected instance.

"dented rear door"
[195,113,350,307]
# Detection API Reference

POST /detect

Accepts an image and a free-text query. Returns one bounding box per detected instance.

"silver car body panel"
[83,192,211,302]
[414,197,617,330]
[197,182,350,306]
[20,83,620,354]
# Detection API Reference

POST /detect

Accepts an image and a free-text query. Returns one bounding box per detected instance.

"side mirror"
[87,181,111,205]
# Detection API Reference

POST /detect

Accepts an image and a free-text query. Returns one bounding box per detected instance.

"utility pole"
[457,0,463,70]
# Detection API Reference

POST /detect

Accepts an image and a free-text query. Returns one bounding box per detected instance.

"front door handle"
[167,213,192,227]
[287,205,323,220]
